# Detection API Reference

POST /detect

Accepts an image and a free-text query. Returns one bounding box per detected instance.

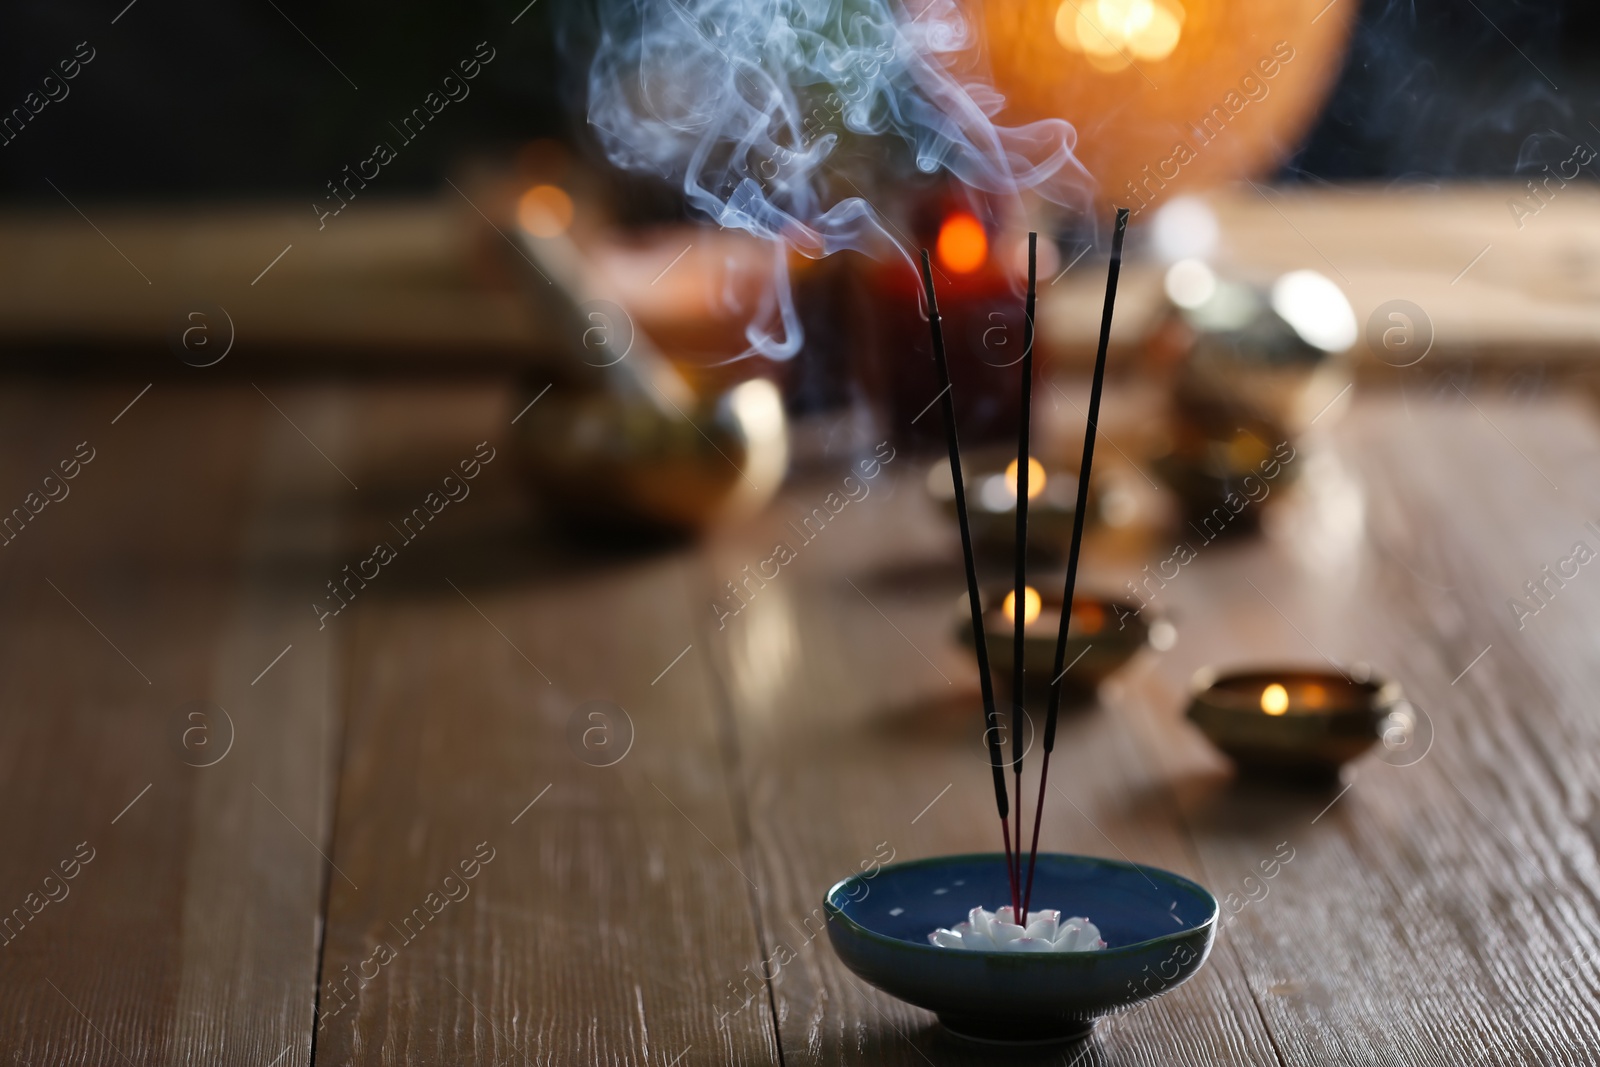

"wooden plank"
[311,385,778,1065]
[692,441,1283,1065]
[0,384,348,1064]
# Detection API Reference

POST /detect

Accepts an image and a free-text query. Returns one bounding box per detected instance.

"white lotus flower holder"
[928,906,1106,953]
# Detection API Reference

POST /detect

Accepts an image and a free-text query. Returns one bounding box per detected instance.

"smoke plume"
[585,0,1095,360]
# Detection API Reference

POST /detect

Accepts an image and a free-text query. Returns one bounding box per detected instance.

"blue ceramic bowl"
[825,852,1217,1044]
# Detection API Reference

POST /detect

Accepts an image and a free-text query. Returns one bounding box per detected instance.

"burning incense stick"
[1023,208,1129,917]
[919,248,1017,914]
[1010,232,1037,900]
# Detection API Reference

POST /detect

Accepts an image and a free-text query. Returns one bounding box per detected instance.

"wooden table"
[3,378,1598,1065]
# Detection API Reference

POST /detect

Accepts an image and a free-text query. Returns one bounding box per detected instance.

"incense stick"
[919,248,1017,914]
[1023,208,1128,918]
[1010,232,1036,913]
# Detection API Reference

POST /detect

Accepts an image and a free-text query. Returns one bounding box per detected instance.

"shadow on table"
[849,556,967,600]
[849,1013,1143,1065]
[1117,768,1351,841]
[866,684,1106,751]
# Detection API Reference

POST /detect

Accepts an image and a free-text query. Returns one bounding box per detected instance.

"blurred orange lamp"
[518,184,574,239]
[970,0,1357,205]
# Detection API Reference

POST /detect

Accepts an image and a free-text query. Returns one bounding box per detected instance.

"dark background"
[0,0,1595,204]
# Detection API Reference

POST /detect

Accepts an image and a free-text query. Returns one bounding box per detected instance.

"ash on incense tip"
[929,906,1106,953]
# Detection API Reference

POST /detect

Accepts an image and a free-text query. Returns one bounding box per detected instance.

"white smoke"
[586,0,1095,360]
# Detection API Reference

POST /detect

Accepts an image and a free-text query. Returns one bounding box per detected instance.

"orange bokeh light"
[1073,600,1105,634]
[936,213,988,274]
[518,184,574,238]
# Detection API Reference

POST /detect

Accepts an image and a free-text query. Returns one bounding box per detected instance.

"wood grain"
[693,447,1283,1065]
[309,387,779,1066]
[695,391,1600,1064]
[0,384,349,1065]
[6,379,1600,1066]
[1130,396,1600,1067]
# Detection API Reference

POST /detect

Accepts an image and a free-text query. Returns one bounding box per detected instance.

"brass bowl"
[1149,419,1300,535]
[1163,265,1357,439]
[956,588,1152,707]
[1185,665,1402,778]
[512,374,787,538]
[503,209,788,541]
[1150,262,1355,530]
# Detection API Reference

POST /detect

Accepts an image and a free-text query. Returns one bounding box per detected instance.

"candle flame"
[937,213,988,274]
[1004,457,1048,500]
[1003,586,1042,626]
[1260,683,1290,716]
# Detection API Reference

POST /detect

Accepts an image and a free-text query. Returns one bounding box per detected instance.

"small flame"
[518,184,574,238]
[1260,683,1290,716]
[1002,586,1043,626]
[937,213,988,274]
[1004,457,1048,501]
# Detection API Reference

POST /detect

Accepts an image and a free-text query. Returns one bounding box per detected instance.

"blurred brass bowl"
[1152,265,1354,529]
[957,589,1151,707]
[939,497,1090,564]
[512,376,787,538]
[500,201,788,541]
[1150,421,1300,533]
[1185,665,1400,778]
[1168,267,1358,440]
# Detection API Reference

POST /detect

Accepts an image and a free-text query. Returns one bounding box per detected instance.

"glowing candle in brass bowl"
[956,585,1164,707]
[1185,665,1406,778]
[927,448,1106,565]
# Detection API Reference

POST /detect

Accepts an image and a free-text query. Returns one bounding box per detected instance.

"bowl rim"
[1187,664,1403,713]
[824,851,1218,960]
